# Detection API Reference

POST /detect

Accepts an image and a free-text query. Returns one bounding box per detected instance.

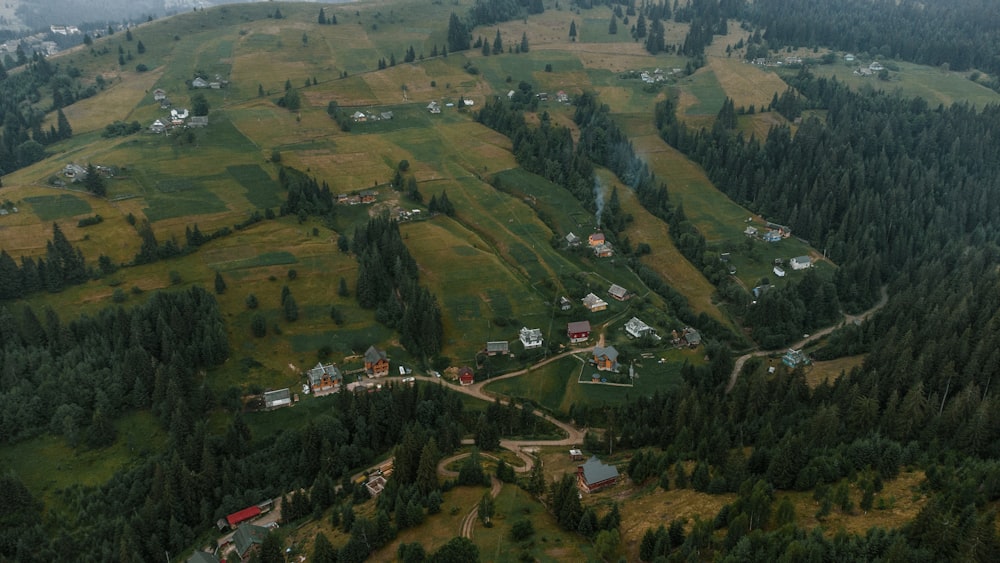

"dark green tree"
[214,272,226,294]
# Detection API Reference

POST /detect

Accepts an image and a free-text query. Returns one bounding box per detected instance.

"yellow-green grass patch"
[679,67,727,115]
[620,484,737,560]
[55,68,165,134]
[0,411,165,509]
[795,60,1000,108]
[805,354,866,388]
[708,56,792,112]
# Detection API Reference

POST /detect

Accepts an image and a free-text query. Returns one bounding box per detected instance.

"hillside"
[3,0,1000,562]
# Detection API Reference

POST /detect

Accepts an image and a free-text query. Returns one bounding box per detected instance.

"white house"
[773,266,786,277]
[519,327,544,349]
[263,388,292,409]
[790,256,812,270]
[624,317,655,339]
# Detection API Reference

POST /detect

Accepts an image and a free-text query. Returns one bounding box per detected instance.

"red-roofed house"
[458,367,474,386]
[226,505,261,528]
[567,320,591,343]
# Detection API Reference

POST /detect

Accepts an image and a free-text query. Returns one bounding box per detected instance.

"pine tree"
[56,109,72,140]
[520,32,529,53]
[137,40,145,54]
[609,15,618,35]
[214,272,226,294]
[492,29,503,54]
[318,7,327,24]
[569,20,577,40]
[312,532,337,563]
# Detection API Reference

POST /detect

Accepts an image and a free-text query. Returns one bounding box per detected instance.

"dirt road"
[726,286,889,392]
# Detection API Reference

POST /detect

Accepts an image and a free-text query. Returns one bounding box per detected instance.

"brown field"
[608,169,729,325]
[805,354,867,388]
[619,485,737,559]
[708,56,791,111]
[58,69,165,134]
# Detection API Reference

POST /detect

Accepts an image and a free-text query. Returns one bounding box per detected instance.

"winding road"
[725,286,889,393]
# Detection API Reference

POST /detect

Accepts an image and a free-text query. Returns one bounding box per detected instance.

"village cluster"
[565,230,614,258]
[741,219,813,279]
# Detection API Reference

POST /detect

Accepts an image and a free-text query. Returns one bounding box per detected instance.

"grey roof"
[263,388,290,403]
[567,320,591,333]
[791,255,811,264]
[187,552,220,563]
[594,345,618,362]
[625,317,651,335]
[608,284,628,298]
[307,362,342,385]
[683,328,701,345]
[580,456,619,485]
[233,524,269,557]
[365,345,386,364]
[486,341,509,352]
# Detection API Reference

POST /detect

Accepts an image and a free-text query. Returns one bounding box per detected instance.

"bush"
[511,519,534,541]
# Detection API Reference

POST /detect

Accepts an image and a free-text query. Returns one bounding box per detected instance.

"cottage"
[783,348,810,368]
[462,98,475,106]
[380,111,394,120]
[336,193,349,204]
[486,341,509,356]
[63,163,86,178]
[624,317,654,339]
[352,111,367,122]
[845,53,856,62]
[577,456,619,493]
[869,61,884,71]
[152,88,166,101]
[752,284,772,299]
[608,284,629,301]
[682,327,701,348]
[307,362,342,393]
[263,388,291,410]
[171,108,189,120]
[192,77,209,88]
[364,346,390,377]
[188,116,208,128]
[458,366,475,386]
[762,230,782,243]
[519,327,544,349]
[569,448,584,461]
[744,225,758,237]
[773,266,786,277]
[588,232,606,246]
[582,293,608,312]
[790,255,812,270]
[593,242,614,258]
[150,119,166,134]
[593,343,619,372]
[209,82,222,89]
[565,232,581,247]
[558,296,572,310]
[427,101,441,114]
[567,320,591,343]
[556,91,569,103]
[232,524,269,561]
[187,551,220,563]
[359,190,377,204]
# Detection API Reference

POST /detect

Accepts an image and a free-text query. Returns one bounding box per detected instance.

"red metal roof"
[226,506,261,527]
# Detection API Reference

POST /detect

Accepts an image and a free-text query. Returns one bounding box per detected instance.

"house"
[763,230,782,243]
[187,551,220,563]
[263,388,291,410]
[773,266,786,277]
[232,524,269,561]
[427,101,441,114]
[752,284,772,299]
[462,98,474,106]
[458,366,475,386]
[192,77,209,88]
[567,320,591,343]
[593,242,614,258]
[336,193,349,204]
[556,91,569,103]
[569,448,584,461]
[869,61,884,72]
[150,119,166,134]
[744,225,758,237]
[188,116,208,128]
[608,284,629,301]
[63,163,86,179]
[226,505,262,529]
[171,108,189,120]
[593,342,619,372]
[365,475,387,496]
[577,456,619,493]
[352,111,367,122]
[588,232,606,246]
[783,348,810,368]
[307,362,342,393]
[380,111,394,120]
[682,327,701,348]
[845,53,856,62]
[558,296,572,310]
[519,327,544,349]
[486,341,509,356]
[507,89,516,99]
[209,82,222,89]
[565,232,581,247]
[364,346,390,377]
[624,317,654,339]
[359,190,377,204]
[790,255,812,270]
[152,88,166,101]
[582,293,608,312]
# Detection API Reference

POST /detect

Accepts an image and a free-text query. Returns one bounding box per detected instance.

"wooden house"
[458,366,475,386]
[364,346,390,377]
[577,456,619,493]
[307,362,342,393]
[567,320,591,343]
[232,524,269,561]
[582,293,608,312]
[593,343,619,372]
[263,388,291,410]
[608,284,629,301]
